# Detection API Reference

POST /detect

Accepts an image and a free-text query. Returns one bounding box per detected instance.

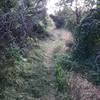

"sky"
[46,0,85,15]
[46,0,60,15]
[46,0,97,15]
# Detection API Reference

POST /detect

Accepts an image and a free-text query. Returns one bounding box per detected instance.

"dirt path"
[40,29,62,100]
[39,28,72,100]
[41,28,68,68]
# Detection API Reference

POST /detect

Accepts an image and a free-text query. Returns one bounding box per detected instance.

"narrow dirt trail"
[41,28,66,68]
[39,27,73,100]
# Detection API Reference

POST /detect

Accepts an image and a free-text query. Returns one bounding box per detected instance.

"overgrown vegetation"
[73,9,100,85]
[0,0,51,99]
[56,0,97,31]
[55,8,100,85]
[0,0,100,100]
[0,38,50,99]
[53,46,72,100]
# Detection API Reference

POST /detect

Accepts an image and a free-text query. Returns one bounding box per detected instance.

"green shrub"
[54,53,73,100]
[55,64,66,92]
[63,9,100,85]
[0,38,50,100]
[73,9,100,63]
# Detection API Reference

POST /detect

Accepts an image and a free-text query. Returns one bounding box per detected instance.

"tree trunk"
[75,0,80,24]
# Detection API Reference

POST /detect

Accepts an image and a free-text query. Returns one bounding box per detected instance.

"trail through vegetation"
[0,0,100,100]
[38,23,74,99]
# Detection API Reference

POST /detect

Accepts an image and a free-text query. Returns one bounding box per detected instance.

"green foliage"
[31,23,49,40]
[53,9,100,85]
[55,64,66,92]
[56,0,97,32]
[46,16,54,31]
[6,42,22,61]
[73,9,100,64]
[54,53,73,100]
[97,0,100,8]
[0,37,50,100]
[54,53,83,74]
[86,70,100,85]
[0,0,50,100]
[0,41,21,99]
[0,0,17,12]
[56,9,100,85]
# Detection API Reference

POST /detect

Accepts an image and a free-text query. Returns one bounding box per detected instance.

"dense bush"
[53,9,100,85]
[53,44,73,100]
[56,9,100,85]
[73,9,100,63]
[0,38,50,100]
[0,0,51,99]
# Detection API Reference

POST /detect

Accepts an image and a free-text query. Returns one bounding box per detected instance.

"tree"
[97,0,100,8]
[0,0,47,41]
[0,0,18,12]
[57,0,96,25]
[0,0,49,99]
